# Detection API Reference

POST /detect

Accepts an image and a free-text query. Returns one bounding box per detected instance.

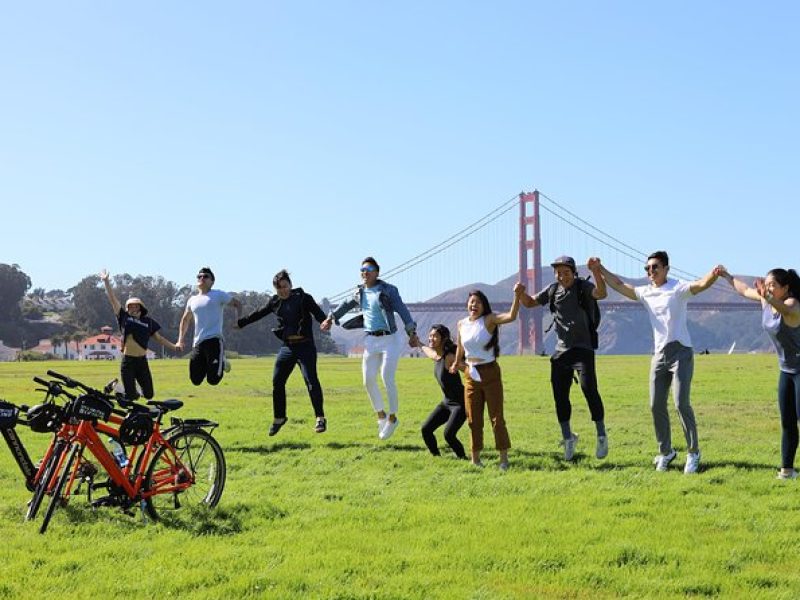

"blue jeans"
[272,342,324,419]
[778,370,800,469]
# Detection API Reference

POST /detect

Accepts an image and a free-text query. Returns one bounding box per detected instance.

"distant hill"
[331,265,771,356]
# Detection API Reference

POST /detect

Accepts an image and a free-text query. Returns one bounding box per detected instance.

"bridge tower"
[518,191,543,354]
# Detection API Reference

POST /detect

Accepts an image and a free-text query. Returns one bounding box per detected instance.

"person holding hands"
[451,283,524,470]
[594,252,723,474]
[99,269,178,400]
[719,266,800,479]
[519,256,609,461]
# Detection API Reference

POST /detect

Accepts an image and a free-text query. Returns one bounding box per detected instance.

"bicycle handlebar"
[46,370,84,390]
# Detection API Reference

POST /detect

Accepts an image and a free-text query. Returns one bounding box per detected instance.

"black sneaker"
[314,417,327,433]
[268,419,287,436]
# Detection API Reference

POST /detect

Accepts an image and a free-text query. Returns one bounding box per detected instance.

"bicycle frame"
[0,427,36,491]
[54,414,196,509]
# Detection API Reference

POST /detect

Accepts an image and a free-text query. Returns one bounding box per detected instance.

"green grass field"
[0,354,798,599]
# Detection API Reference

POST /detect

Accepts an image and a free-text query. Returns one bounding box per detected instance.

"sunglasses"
[197,274,211,280]
[360,265,377,273]
[644,264,661,273]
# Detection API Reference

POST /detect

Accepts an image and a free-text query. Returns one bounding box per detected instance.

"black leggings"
[120,355,154,400]
[189,338,225,386]
[550,348,604,424]
[778,370,800,469]
[421,401,467,458]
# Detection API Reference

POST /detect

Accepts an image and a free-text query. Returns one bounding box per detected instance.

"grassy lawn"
[0,354,798,599]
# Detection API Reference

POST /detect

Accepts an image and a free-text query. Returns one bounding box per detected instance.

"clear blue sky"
[2,2,798,300]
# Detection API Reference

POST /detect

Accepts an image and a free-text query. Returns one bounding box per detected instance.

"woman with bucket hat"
[100,269,179,400]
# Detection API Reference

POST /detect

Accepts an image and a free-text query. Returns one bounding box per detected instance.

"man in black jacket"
[237,269,333,436]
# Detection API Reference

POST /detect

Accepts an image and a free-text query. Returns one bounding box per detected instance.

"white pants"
[362,333,402,415]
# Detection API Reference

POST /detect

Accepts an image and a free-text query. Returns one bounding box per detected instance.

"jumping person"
[595,252,723,474]
[413,324,467,459]
[176,267,241,386]
[719,267,800,479]
[330,257,419,440]
[236,269,333,435]
[519,256,609,461]
[99,269,178,400]
[451,285,524,470]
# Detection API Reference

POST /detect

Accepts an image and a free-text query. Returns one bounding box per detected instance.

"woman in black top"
[237,270,333,435]
[100,269,178,400]
[414,324,467,458]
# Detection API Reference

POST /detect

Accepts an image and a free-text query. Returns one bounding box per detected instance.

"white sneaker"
[777,469,798,480]
[596,435,608,459]
[561,433,579,461]
[684,451,701,474]
[379,418,399,440]
[377,418,387,438]
[653,449,677,472]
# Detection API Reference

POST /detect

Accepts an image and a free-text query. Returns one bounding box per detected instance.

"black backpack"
[546,276,601,349]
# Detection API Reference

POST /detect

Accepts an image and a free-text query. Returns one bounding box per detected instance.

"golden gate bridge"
[327,191,756,355]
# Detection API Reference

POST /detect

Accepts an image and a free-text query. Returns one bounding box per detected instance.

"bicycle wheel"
[143,429,226,520]
[26,438,67,521]
[39,443,80,534]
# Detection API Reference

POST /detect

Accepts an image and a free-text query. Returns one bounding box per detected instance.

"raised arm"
[689,265,723,295]
[718,269,762,302]
[725,270,800,327]
[99,269,122,315]
[587,257,607,300]
[490,283,525,326]
[596,261,637,301]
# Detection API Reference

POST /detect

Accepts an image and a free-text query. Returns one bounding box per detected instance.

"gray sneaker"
[561,433,579,461]
[653,449,677,472]
[596,435,608,459]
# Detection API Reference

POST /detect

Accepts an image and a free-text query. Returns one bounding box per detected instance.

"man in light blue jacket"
[331,257,419,440]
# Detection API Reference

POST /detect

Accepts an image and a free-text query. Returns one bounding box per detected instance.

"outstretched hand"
[587,257,601,271]
[754,277,767,297]
[99,269,110,282]
[513,282,526,296]
[320,317,332,332]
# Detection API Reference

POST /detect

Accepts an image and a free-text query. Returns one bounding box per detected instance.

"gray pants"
[650,341,699,455]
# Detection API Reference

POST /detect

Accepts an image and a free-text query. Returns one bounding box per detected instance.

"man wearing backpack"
[520,256,608,461]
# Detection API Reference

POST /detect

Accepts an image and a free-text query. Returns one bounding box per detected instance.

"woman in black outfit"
[414,324,467,458]
[237,270,333,435]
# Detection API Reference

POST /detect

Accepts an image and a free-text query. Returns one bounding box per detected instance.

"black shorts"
[189,337,225,386]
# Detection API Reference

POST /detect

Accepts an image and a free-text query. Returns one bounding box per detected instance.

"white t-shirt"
[187,289,232,346]
[634,278,694,352]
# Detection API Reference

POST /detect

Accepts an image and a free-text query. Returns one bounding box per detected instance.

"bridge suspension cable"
[326,194,519,304]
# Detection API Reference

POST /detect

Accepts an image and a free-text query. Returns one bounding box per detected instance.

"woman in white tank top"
[452,284,524,469]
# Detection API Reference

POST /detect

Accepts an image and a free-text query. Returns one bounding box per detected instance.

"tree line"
[0,264,338,356]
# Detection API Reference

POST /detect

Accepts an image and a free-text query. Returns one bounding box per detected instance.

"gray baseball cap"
[550,256,577,271]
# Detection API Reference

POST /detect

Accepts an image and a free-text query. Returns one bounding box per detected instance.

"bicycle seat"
[146,399,184,413]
